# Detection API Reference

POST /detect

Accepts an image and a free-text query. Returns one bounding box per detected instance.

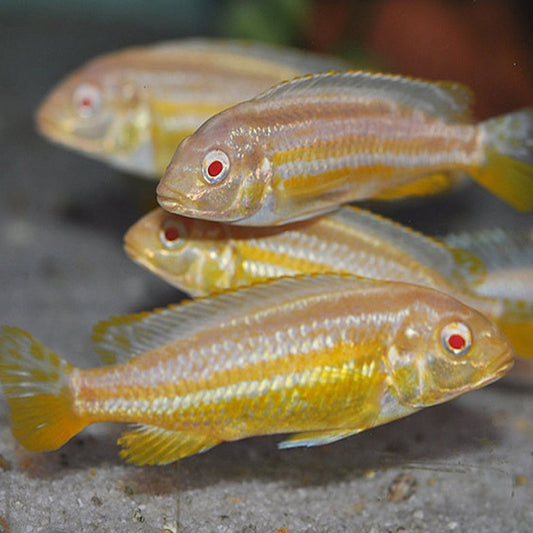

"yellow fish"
[157,70,533,225]
[0,274,513,465]
[36,39,348,178]
[124,206,533,359]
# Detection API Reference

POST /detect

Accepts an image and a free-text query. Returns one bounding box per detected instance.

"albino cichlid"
[158,70,533,225]
[0,274,513,465]
[443,227,533,302]
[36,39,348,178]
[124,207,533,359]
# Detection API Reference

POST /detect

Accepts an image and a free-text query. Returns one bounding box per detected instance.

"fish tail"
[495,300,533,360]
[0,326,85,451]
[475,108,533,211]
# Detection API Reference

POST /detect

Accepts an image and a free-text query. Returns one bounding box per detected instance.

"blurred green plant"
[219,0,310,45]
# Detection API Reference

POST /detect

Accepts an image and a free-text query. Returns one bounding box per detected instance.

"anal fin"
[118,424,221,465]
[278,428,362,450]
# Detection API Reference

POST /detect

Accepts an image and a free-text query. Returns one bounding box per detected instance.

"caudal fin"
[0,326,85,451]
[475,108,533,211]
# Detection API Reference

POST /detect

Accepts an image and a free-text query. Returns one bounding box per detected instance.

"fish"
[124,206,533,359]
[157,70,533,225]
[0,274,513,465]
[36,38,349,178]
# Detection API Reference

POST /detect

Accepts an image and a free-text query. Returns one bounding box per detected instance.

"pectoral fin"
[278,428,362,449]
[118,424,221,465]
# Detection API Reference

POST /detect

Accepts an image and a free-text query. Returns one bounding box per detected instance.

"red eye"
[202,149,230,184]
[164,226,180,242]
[447,333,466,351]
[441,322,472,356]
[72,83,102,118]
[207,159,224,178]
[159,218,187,249]
[80,97,93,109]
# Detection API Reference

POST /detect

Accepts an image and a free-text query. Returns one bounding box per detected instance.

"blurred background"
[3,0,532,119]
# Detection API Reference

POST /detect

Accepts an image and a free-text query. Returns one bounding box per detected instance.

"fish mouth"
[36,112,108,156]
[156,187,245,223]
[453,347,514,398]
[476,353,514,388]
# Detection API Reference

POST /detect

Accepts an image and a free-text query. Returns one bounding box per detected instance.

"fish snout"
[485,345,514,383]
[156,179,185,214]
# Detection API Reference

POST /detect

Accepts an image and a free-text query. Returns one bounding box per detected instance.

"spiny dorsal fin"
[118,424,220,465]
[253,70,473,123]
[93,273,364,364]
[334,207,486,288]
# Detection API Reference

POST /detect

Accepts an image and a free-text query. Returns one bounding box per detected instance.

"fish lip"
[476,354,514,388]
[156,192,246,223]
[36,112,108,156]
[123,238,142,263]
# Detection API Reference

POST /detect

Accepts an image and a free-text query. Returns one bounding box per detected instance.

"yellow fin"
[374,173,455,200]
[118,425,221,465]
[0,326,84,451]
[278,428,361,449]
[474,152,533,211]
[476,108,533,211]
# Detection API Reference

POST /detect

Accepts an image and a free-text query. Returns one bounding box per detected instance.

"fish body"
[0,274,513,465]
[158,71,533,224]
[125,207,533,360]
[124,205,494,312]
[36,39,348,177]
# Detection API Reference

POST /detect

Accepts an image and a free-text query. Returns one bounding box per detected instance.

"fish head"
[386,289,514,409]
[36,59,150,172]
[157,108,272,223]
[124,208,238,296]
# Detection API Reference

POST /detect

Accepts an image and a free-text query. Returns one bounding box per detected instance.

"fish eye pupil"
[202,149,230,184]
[207,160,223,177]
[160,219,187,248]
[447,333,466,351]
[441,321,471,356]
[73,83,102,118]
[164,227,180,242]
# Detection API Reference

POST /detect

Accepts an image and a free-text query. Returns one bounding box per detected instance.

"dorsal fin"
[253,70,473,123]
[93,273,362,364]
[334,207,486,288]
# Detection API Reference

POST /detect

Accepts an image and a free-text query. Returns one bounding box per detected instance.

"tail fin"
[475,108,533,211]
[495,300,533,360]
[0,326,85,451]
